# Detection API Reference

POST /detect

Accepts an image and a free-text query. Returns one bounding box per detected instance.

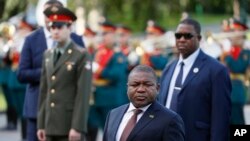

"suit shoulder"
[72,43,87,54]
[155,102,181,119]
[25,28,43,40]
[204,53,226,69]
[110,104,128,114]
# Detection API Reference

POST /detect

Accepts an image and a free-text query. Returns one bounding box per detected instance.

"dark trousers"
[46,135,68,141]
[27,118,38,141]
[2,84,18,128]
[46,134,86,141]
[231,103,245,124]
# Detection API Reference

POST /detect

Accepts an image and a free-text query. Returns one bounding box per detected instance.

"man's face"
[118,33,130,45]
[230,29,245,46]
[127,71,159,108]
[50,23,70,43]
[102,31,115,47]
[175,24,201,59]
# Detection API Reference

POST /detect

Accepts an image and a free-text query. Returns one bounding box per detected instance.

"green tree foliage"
[0,0,28,20]
[0,0,248,32]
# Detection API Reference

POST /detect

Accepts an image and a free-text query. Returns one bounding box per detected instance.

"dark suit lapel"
[128,102,159,140]
[160,60,178,104]
[181,50,207,91]
[110,105,129,140]
[53,43,73,73]
[39,28,48,49]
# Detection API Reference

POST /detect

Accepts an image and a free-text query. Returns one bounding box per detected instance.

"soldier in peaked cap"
[17,1,84,140]
[146,21,165,37]
[116,25,132,56]
[37,6,92,141]
[141,21,168,81]
[223,19,250,125]
[90,20,128,137]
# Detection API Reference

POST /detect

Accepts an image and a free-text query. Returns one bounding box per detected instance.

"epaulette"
[72,42,87,53]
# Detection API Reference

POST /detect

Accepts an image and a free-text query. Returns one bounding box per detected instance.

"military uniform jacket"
[37,42,92,135]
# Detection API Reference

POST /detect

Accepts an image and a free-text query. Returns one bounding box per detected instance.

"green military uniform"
[225,49,250,124]
[37,42,92,135]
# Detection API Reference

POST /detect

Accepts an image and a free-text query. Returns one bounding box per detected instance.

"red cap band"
[48,14,72,23]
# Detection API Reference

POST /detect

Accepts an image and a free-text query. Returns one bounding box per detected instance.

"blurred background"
[0,0,249,32]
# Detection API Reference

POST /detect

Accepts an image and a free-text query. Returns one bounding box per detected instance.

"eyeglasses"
[175,33,195,40]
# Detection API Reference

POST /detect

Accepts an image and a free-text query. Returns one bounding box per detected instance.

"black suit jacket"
[103,101,185,141]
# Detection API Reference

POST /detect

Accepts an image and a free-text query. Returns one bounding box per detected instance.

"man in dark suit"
[37,5,91,141]
[158,18,232,141]
[103,65,185,141]
[16,1,84,141]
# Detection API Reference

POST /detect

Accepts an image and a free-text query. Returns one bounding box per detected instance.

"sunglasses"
[175,33,195,40]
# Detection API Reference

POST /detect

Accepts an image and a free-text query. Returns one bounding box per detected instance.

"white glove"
[128,51,139,66]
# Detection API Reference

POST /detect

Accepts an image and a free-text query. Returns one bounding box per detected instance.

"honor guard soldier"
[116,25,132,56]
[141,21,168,80]
[17,1,85,141]
[83,26,97,56]
[91,21,128,131]
[37,6,92,141]
[223,20,250,125]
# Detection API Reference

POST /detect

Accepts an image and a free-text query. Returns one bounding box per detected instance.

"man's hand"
[68,129,81,141]
[37,129,46,141]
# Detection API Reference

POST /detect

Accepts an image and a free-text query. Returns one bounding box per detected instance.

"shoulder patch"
[72,42,86,53]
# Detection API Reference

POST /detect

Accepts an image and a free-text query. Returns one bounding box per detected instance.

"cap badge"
[51,6,59,12]
[53,15,58,20]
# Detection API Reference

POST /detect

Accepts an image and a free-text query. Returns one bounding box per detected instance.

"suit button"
[51,89,55,94]
[50,102,55,107]
[51,76,56,80]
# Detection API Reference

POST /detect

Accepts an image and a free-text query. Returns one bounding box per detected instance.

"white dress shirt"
[116,103,151,141]
[43,27,55,49]
[165,48,200,108]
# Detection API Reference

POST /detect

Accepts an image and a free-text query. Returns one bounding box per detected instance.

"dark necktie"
[120,109,142,141]
[170,62,184,111]
[54,50,61,65]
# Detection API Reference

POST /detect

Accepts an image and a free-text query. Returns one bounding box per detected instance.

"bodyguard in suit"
[17,1,84,141]
[103,65,185,141]
[158,18,232,141]
[37,6,91,141]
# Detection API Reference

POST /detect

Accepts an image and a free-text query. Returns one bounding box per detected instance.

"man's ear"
[198,35,202,41]
[156,83,160,91]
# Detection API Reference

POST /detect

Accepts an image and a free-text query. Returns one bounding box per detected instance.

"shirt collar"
[43,27,51,39]
[178,48,200,66]
[127,103,151,113]
[55,41,71,54]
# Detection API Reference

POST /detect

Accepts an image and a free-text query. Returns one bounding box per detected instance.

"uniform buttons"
[51,76,56,80]
[51,89,55,94]
[50,102,55,107]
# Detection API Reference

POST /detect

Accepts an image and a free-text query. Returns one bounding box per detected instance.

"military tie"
[54,49,61,65]
[170,62,184,111]
[120,109,142,141]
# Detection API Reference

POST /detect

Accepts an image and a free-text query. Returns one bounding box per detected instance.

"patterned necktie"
[170,62,184,111]
[120,109,143,141]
